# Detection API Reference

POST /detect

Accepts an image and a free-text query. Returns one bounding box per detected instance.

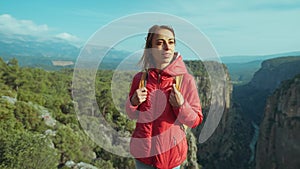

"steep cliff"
[196,56,300,169]
[185,61,245,169]
[256,74,300,169]
[234,56,300,122]
[197,104,254,169]
[250,56,300,91]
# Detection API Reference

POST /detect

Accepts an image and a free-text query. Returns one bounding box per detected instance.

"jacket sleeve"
[125,72,142,120]
[173,74,203,128]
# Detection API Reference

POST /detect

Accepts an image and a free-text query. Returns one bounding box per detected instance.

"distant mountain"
[0,33,79,69]
[0,33,80,58]
[226,60,262,85]
[221,51,300,63]
[1,33,299,75]
[222,52,300,85]
[0,33,133,70]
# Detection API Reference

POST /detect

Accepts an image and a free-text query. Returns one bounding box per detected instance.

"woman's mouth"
[162,53,172,57]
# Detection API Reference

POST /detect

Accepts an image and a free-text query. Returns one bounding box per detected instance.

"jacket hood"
[161,53,188,76]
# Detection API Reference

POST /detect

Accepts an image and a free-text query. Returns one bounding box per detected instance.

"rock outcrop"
[256,74,300,169]
[235,56,300,122]
[197,56,300,169]
[250,56,300,91]
[187,61,240,169]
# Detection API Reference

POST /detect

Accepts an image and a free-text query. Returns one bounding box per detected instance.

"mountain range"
[221,51,300,84]
[1,33,300,82]
[0,33,131,70]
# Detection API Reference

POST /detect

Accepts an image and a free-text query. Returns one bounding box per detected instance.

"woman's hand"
[130,87,148,106]
[169,84,184,107]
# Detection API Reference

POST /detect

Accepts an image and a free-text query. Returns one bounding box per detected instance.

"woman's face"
[151,28,175,69]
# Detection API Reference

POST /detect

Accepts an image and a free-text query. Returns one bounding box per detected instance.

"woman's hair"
[138,25,176,69]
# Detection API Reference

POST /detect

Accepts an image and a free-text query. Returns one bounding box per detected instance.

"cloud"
[0,14,49,35]
[55,32,80,42]
[0,14,81,44]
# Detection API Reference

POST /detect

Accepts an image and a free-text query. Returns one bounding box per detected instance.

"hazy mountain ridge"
[0,33,80,58]
[250,56,300,91]
[0,33,131,70]
[222,52,300,85]
[221,51,300,64]
[1,33,299,74]
[226,60,261,85]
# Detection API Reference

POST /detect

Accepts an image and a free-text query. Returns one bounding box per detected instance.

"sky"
[0,0,300,57]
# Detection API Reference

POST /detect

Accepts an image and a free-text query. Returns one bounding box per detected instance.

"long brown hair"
[138,25,176,69]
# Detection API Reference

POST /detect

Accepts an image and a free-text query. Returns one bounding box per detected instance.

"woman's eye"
[156,42,163,45]
[169,41,174,45]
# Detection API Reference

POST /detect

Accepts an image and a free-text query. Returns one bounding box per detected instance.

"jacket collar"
[148,52,187,76]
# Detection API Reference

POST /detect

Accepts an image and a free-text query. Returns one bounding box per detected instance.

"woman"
[126,25,203,169]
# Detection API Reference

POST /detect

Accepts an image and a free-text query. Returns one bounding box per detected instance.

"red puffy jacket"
[126,55,203,169]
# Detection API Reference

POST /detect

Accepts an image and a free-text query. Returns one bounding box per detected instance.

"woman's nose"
[163,43,170,50]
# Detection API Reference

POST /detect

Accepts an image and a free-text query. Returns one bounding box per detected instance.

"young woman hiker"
[126,25,203,169]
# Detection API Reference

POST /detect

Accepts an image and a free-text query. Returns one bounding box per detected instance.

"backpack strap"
[138,71,148,89]
[139,72,188,132]
[175,74,188,132]
[174,74,184,91]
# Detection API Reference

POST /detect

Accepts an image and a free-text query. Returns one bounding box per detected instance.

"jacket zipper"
[157,71,161,89]
[173,136,177,145]
[151,70,161,164]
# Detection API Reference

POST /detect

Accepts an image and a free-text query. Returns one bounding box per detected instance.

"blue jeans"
[135,159,181,169]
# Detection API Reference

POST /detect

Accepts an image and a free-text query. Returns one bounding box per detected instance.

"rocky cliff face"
[196,56,300,169]
[235,56,300,123]
[187,61,244,169]
[250,56,300,91]
[256,74,300,169]
[196,104,254,169]
[182,60,232,168]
